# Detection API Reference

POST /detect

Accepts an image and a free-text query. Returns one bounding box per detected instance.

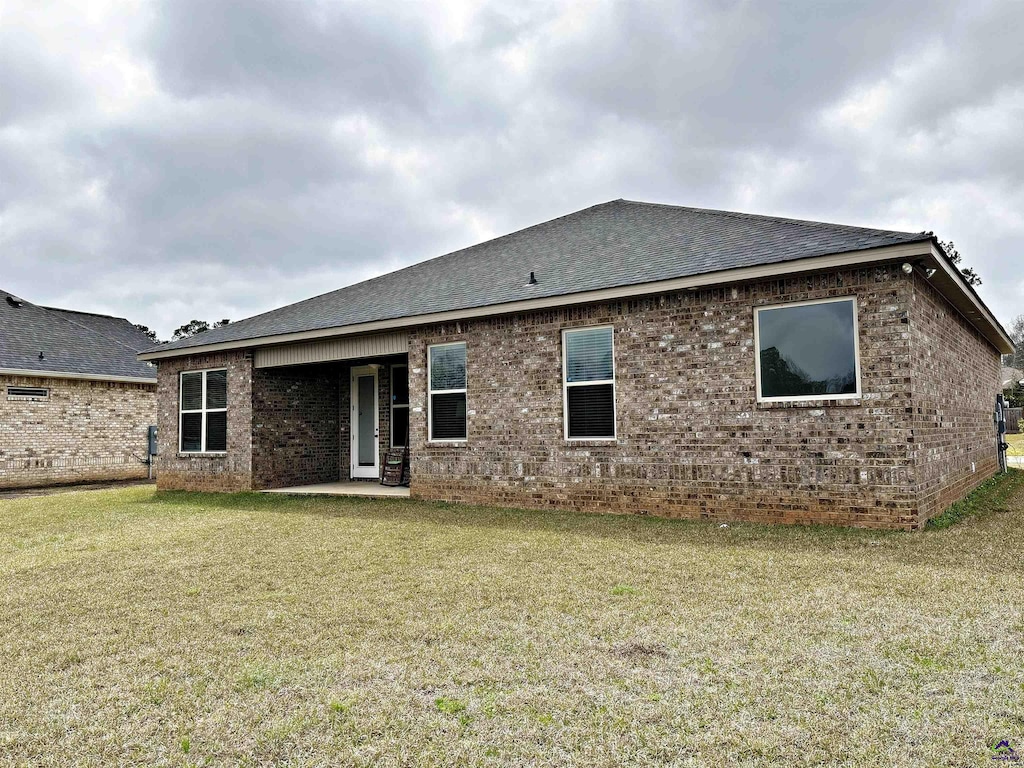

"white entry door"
[350,366,379,479]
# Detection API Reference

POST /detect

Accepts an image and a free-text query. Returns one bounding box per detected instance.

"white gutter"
[0,368,157,384]
[139,240,1013,361]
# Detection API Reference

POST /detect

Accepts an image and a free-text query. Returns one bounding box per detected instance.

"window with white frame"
[754,297,861,402]
[563,326,616,439]
[179,369,228,452]
[391,364,409,447]
[428,343,467,441]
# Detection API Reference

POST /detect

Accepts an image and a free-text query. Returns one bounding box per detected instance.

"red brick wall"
[910,272,1001,524]
[0,374,155,489]
[408,265,923,529]
[152,263,1002,530]
[155,350,254,492]
[252,363,340,489]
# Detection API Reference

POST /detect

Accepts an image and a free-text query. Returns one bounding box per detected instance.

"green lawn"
[1007,432,1024,456]
[1,477,1023,767]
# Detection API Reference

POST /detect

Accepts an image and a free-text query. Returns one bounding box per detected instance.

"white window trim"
[753,296,862,404]
[390,363,409,448]
[179,368,228,454]
[562,325,617,441]
[427,342,467,443]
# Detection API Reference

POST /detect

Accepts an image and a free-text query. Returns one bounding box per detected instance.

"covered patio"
[262,481,410,497]
[249,331,410,491]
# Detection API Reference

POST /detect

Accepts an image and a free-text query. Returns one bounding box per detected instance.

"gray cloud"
[0,0,1021,339]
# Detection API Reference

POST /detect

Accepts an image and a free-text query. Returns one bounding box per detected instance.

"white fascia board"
[140,240,966,362]
[0,368,157,384]
[926,242,1015,354]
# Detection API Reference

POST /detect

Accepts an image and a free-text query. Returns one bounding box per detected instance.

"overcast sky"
[1,0,1021,338]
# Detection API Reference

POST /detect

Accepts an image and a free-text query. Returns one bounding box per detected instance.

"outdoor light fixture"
[902,261,937,279]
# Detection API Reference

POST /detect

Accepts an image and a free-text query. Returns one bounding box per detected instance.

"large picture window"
[754,297,861,402]
[428,343,467,441]
[179,369,228,452]
[563,326,616,439]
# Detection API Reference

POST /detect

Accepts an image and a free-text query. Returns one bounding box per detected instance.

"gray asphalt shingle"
[1,290,157,380]
[151,199,931,354]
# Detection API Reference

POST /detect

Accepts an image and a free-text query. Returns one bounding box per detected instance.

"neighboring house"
[1001,367,1023,388]
[0,289,158,489]
[139,200,1013,530]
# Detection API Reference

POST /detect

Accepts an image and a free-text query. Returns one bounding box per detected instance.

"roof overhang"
[924,241,1014,354]
[0,368,157,385]
[139,240,1014,361]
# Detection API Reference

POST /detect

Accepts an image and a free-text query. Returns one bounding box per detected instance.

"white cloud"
[0,0,1022,337]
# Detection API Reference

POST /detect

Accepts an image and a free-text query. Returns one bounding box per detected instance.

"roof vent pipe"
[528,271,537,285]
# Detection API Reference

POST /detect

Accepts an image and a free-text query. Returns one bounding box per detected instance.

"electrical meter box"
[148,425,158,456]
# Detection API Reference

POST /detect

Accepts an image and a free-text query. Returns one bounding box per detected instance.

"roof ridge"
[167,199,622,347]
[42,305,131,322]
[616,199,926,238]
[48,309,152,355]
[3,288,154,369]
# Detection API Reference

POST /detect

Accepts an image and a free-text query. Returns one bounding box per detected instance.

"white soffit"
[253,331,408,368]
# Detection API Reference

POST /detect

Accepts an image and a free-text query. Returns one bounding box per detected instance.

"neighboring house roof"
[44,306,158,353]
[0,289,157,382]
[140,199,1013,358]
[1003,367,1024,388]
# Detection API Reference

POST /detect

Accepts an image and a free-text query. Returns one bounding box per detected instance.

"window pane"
[205,411,227,452]
[181,412,203,451]
[565,328,613,383]
[391,366,409,406]
[430,345,466,391]
[392,407,409,447]
[758,300,858,399]
[181,372,203,411]
[357,374,375,466]
[431,393,466,440]
[567,384,615,438]
[206,369,227,409]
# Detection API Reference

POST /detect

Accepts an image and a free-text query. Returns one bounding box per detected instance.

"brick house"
[139,201,1013,529]
[1,289,157,489]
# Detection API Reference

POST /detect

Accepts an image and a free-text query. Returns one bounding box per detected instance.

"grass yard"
[1006,432,1024,457]
[2,477,1024,767]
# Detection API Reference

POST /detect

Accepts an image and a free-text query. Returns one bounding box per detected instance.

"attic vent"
[7,386,49,400]
[5,296,23,308]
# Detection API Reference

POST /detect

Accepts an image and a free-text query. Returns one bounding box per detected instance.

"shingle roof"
[151,199,932,354]
[0,290,157,381]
